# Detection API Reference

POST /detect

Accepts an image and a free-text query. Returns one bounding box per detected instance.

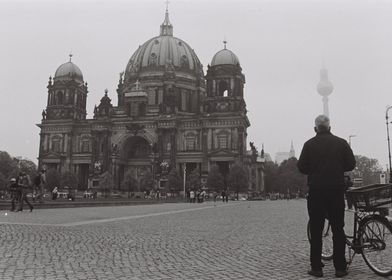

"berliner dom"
[37,7,264,194]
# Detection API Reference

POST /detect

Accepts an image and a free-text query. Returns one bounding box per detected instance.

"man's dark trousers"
[308,189,347,271]
[18,193,33,211]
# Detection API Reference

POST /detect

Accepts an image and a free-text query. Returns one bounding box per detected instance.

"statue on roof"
[250,141,258,157]
[42,109,47,120]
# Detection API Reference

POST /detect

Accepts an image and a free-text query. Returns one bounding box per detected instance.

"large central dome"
[124,9,203,80]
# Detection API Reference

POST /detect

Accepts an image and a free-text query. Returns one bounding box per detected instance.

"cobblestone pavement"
[0,200,388,279]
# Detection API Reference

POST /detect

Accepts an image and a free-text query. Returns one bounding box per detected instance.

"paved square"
[0,200,385,279]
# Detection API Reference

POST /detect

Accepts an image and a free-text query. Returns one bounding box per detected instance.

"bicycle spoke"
[360,217,392,276]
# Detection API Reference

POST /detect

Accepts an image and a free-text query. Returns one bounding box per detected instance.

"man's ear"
[314,127,318,133]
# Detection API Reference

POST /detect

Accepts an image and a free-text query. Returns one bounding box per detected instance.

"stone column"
[170,129,176,166]
[201,128,209,174]
[157,129,164,160]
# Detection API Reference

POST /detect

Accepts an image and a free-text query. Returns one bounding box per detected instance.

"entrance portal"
[216,161,230,187]
[120,136,153,192]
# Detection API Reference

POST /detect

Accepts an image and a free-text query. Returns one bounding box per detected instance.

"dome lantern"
[160,1,173,36]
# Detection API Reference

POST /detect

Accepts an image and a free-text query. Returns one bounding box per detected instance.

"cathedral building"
[37,8,264,193]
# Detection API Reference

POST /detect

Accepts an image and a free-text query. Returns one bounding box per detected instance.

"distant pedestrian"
[33,170,46,202]
[297,115,355,278]
[221,189,228,203]
[9,178,20,212]
[195,190,200,203]
[189,190,195,203]
[17,172,34,212]
[52,186,58,200]
[200,190,206,203]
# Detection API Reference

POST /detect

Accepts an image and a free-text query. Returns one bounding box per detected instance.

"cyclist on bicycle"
[298,115,356,278]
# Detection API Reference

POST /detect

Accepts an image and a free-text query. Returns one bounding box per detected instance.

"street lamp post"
[386,106,392,183]
[183,164,187,198]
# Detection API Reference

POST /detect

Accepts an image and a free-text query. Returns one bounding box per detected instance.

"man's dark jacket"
[297,131,356,190]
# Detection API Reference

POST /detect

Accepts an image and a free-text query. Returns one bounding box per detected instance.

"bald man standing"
[298,115,356,278]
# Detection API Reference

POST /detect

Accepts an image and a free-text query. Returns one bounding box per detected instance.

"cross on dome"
[69,53,73,62]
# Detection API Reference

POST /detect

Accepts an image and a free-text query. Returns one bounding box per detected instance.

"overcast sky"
[1,0,392,168]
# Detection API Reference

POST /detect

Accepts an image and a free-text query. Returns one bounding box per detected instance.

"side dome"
[54,58,84,83]
[211,48,240,66]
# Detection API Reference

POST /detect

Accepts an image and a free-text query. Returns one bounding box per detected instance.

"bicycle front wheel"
[360,215,392,276]
[307,219,333,260]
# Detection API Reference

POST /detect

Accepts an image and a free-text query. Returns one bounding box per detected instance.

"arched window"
[139,103,146,116]
[218,80,229,97]
[51,136,62,153]
[180,55,189,68]
[125,137,151,159]
[82,141,89,152]
[57,91,63,104]
[185,135,196,151]
[81,137,90,153]
[218,134,228,149]
[149,53,157,66]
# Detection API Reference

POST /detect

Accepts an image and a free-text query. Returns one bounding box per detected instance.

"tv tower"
[317,67,333,117]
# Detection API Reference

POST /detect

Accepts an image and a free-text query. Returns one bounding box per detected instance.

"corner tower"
[201,41,250,180]
[44,55,88,120]
[38,55,89,173]
[205,41,246,115]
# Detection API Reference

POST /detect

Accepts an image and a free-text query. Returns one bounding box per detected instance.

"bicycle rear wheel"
[360,215,392,276]
[307,219,333,260]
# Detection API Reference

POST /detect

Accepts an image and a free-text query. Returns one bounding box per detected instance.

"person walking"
[17,172,34,212]
[298,115,355,278]
[9,178,21,212]
[33,170,46,202]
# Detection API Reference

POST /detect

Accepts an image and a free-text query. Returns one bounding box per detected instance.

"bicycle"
[307,183,392,276]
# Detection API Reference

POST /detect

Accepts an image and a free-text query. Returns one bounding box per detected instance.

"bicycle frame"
[344,209,363,263]
[344,208,388,264]
[308,192,392,276]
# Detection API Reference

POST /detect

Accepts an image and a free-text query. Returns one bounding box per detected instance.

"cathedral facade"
[37,9,264,193]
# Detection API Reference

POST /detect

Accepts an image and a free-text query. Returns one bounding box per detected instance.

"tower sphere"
[317,68,333,97]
